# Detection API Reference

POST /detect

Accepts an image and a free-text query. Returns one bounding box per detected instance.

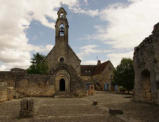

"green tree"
[112,58,134,93]
[27,53,48,74]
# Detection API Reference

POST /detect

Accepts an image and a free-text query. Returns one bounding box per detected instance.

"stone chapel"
[44,7,84,94]
[0,7,114,100]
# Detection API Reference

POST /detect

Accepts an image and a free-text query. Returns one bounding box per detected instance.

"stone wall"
[0,71,55,99]
[80,76,92,82]
[45,44,81,76]
[0,72,16,102]
[134,23,159,104]
[0,81,15,102]
[53,64,86,96]
[0,85,8,102]
[16,74,55,97]
[0,66,86,99]
[93,62,114,90]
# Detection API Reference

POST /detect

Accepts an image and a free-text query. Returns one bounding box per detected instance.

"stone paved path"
[0,91,159,122]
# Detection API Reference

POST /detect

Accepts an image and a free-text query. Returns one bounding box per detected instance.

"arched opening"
[141,69,152,100]
[59,57,64,63]
[59,24,65,36]
[60,13,64,18]
[59,79,65,91]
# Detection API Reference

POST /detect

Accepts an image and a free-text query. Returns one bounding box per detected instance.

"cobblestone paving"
[0,92,158,122]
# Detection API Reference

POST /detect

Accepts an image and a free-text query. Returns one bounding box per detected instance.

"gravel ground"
[0,91,158,122]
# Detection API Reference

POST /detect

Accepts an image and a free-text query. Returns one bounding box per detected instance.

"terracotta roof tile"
[93,61,109,75]
[81,61,110,76]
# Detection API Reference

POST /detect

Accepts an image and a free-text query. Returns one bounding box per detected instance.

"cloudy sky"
[0,0,159,71]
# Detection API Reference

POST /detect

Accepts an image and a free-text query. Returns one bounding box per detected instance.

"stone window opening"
[156,82,159,89]
[60,13,64,18]
[141,69,152,100]
[59,24,65,36]
[59,57,64,63]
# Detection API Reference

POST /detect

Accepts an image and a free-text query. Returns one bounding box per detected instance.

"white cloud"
[77,45,102,59]
[98,0,159,49]
[84,0,88,5]
[70,7,99,17]
[107,51,133,67]
[81,60,97,65]
[0,0,79,71]
[82,0,159,66]
[29,44,53,53]
[0,65,7,71]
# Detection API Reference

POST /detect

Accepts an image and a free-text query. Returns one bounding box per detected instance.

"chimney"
[97,60,101,65]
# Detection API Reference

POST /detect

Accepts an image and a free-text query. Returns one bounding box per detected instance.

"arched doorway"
[59,79,65,91]
[55,70,70,92]
[141,69,152,100]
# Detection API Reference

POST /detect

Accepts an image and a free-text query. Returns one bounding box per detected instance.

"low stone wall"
[16,74,55,97]
[0,71,55,99]
[0,86,15,102]
[0,86,8,102]
[0,67,86,99]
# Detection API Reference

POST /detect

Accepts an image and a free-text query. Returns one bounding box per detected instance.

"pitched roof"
[93,61,110,75]
[81,61,110,76]
[57,7,67,15]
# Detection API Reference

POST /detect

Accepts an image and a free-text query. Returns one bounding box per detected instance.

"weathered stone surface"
[134,22,159,104]
[108,109,123,115]
[92,100,98,106]
[19,98,34,118]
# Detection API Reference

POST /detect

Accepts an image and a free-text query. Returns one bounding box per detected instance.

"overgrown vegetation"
[112,58,134,93]
[27,53,48,74]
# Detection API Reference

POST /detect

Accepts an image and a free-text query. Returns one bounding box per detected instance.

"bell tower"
[55,7,69,45]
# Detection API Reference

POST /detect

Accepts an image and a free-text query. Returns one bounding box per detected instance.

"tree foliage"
[27,53,48,74]
[112,58,134,92]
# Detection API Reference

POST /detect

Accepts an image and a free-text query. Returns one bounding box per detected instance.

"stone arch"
[141,69,152,101]
[55,69,70,93]
[59,23,65,36]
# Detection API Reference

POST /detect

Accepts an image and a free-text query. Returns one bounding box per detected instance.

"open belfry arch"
[55,8,69,44]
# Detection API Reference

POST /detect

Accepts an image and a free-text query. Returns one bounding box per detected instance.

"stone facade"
[134,23,159,104]
[45,8,81,75]
[81,60,114,91]
[45,8,84,95]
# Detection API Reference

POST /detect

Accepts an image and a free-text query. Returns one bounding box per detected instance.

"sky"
[0,0,159,71]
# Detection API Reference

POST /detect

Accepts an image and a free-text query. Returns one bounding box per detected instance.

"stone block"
[19,98,34,118]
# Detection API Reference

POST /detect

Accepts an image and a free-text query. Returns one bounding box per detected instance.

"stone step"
[54,92,71,98]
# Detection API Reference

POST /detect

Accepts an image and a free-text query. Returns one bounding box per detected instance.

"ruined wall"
[0,72,17,102]
[0,82,8,102]
[134,23,159,104]
[0,71,55,98]
[16,74,55,97]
